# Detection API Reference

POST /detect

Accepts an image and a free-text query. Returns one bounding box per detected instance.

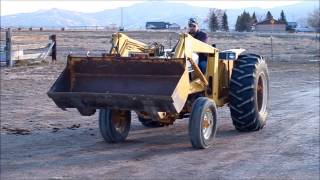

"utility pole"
[119,7,124,31]
[121,8,123,27]
[270,19,274,61]
[6,28,12,67]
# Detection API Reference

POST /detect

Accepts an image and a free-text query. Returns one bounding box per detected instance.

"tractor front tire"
[189,97,218,149]
[229,54,269,131]
[99,109,131,143]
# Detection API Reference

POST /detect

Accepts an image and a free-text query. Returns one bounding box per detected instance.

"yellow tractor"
[48,32,269,149]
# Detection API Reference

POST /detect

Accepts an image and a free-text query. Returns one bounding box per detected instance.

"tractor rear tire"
[229,54,269,131]
[138,116,164,128]
[99,109,131,143]
[189,97,218,149]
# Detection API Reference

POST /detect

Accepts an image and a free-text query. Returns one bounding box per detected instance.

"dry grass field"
[1,30,319,179]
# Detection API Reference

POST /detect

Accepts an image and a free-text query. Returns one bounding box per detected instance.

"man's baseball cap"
[188,18,198,26]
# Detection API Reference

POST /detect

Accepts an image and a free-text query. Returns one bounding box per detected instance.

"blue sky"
[1,0,302,16]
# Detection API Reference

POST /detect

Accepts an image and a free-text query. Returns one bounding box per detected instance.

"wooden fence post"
[50,34,57,62]
[270,35,274,61]
[6,28,12,67]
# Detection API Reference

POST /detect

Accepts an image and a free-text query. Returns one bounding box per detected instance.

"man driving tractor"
[187,18,208,73]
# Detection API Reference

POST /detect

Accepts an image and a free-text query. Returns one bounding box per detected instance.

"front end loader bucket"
[47,55,190,115]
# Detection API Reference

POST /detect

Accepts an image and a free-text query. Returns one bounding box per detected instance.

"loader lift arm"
[107,32,226,119]
[109,33,148,56]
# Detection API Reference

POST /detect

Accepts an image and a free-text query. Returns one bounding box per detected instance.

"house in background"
[295,26,318,33]
[146,22,180,30]
[168,23,180,30]
[146,22,170,30]
[286,22,298,32]
[254,18,286,32]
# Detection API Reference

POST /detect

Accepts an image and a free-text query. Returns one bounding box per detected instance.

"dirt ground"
[0,31,319,180]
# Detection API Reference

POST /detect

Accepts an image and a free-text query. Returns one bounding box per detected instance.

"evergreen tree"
[235,16,240,31]
[222,12,229,31]
[208,11,219,32]
[266,11,273,19]
[235,11,253,32]
[252,12,258,23]
[279,10,287,24]
[243,11,252,31]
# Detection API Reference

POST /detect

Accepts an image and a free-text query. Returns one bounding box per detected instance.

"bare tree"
[256,13,264,22]
[207,8,224,31]
[307,8,320,29]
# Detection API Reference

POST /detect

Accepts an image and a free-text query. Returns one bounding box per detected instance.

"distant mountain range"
[1,1,318,29]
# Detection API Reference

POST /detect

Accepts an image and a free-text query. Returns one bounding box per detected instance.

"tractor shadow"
[2,122,247,170]
[216,127,243,138]
[75,122,243,161]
